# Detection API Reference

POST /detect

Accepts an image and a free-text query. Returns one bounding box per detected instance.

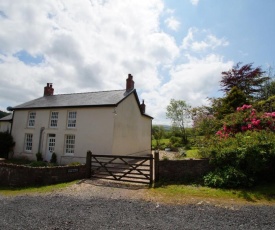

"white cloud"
[182,28,229,52]
[0,0,179,109]
[144,55,233,124]
[165,16,180,31]
[0,0,233,126]
[190,0,199,6]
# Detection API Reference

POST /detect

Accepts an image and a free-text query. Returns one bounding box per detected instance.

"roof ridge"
[53,89,126,96]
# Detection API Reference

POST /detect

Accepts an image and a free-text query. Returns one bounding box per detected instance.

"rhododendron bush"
[200,105,275,188]
[216,104,275,138]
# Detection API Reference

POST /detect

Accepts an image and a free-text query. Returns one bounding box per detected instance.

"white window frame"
[24,133,33,152]
[50,111,59,128]
[65,134,75,155]
[67,111,77,128]
[28,112,36,127]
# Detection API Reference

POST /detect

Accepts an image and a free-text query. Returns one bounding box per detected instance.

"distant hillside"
[0,110,10,119]
[153,124,172,131]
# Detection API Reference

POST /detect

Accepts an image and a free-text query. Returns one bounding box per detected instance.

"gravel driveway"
[0,179,274,230]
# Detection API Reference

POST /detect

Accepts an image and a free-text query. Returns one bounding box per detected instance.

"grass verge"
[0,181,78,196]
[149,182,275,206]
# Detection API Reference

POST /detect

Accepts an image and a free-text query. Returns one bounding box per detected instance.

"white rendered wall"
[112,94,152,156]
[0,121,11,133]
[11,107,114,163]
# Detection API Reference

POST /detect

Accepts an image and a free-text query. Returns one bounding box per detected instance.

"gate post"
[154,150,159,183]
[149,154,153,186]
[86,150,92,178]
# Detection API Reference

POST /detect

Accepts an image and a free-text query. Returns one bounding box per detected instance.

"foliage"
[50,152,57,164]
[207,87,249,120]
[222,86,249,112]
[29,161,48,167]
[257,67,275,100]
[68,162,81,166]
[204,166,252,188]
[36,152,43,162]
[166,99,191,145]
[254,95,275,112]
[4,157,31,165]
[201,131,275,188]
[216,105,275,138]
[0,131,15,159]
[152,125,165,149]
[191,106,222,136]
[0,111,10,119]
[169,136,181,146]
[220,62,268,100]
[152,138,169,150]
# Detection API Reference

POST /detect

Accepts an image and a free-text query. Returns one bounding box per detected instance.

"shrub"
[29,161,47,167]
[0,131,15,159]
[216,105,275,138]
[50,152,57,164]
[204,166,253,188]
[202,131,275,188]
[68,162,81,166]
[36,152,43,161]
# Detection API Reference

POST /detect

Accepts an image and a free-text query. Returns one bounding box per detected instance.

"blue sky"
[0,0,274,124]
[164,0,275,65]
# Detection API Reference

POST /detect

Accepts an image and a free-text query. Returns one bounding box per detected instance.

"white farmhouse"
[10,74,153,164]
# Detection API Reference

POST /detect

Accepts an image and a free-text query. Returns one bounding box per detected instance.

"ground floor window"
[24,133,33,152]
[65,134,75,154]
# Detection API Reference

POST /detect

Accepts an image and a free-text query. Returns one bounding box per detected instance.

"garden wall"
[0,163,87,187]
[158,159,211,181]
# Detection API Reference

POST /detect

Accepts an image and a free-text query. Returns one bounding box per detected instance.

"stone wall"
[158,159,211,181]
[0,163,87,187]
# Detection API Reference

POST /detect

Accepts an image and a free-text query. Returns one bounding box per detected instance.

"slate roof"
[12,89,133,110]
[0,114,13,121]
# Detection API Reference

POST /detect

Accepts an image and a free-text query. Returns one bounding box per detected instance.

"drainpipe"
[38,127,45,153]
[6,106,14,135]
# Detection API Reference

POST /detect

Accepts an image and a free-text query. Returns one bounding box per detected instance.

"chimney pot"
[140,99,146,114]
[44,83,54,96]
[126,74,135,92]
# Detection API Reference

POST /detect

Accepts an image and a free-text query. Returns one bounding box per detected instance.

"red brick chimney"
[44,83,54,96]
[126,74,135,92]
[140,100,146,114]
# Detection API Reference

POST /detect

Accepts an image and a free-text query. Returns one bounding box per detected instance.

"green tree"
[257,67,275,100]
[152,125,164,149]
[209,87,248,119]
[166,99,191,145]
[0,110,10,119]
[191,106,221,137]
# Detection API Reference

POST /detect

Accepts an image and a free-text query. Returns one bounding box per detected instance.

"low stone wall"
[158,159,211,181]
[0,163,87,187]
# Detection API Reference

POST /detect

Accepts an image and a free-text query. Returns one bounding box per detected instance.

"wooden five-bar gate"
[86,151,159,185]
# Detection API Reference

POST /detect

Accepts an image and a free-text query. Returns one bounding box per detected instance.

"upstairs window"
[50,111,59,128]
[67,111,77,128]
[24,133,33,152]
[28,112,36,127]
[65,134,75,154]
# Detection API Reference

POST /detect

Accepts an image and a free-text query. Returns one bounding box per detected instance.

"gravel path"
[0,179,274,230]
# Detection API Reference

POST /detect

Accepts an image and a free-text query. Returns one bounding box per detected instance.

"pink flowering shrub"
[216,104,275,138]
[200,104,275,188]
